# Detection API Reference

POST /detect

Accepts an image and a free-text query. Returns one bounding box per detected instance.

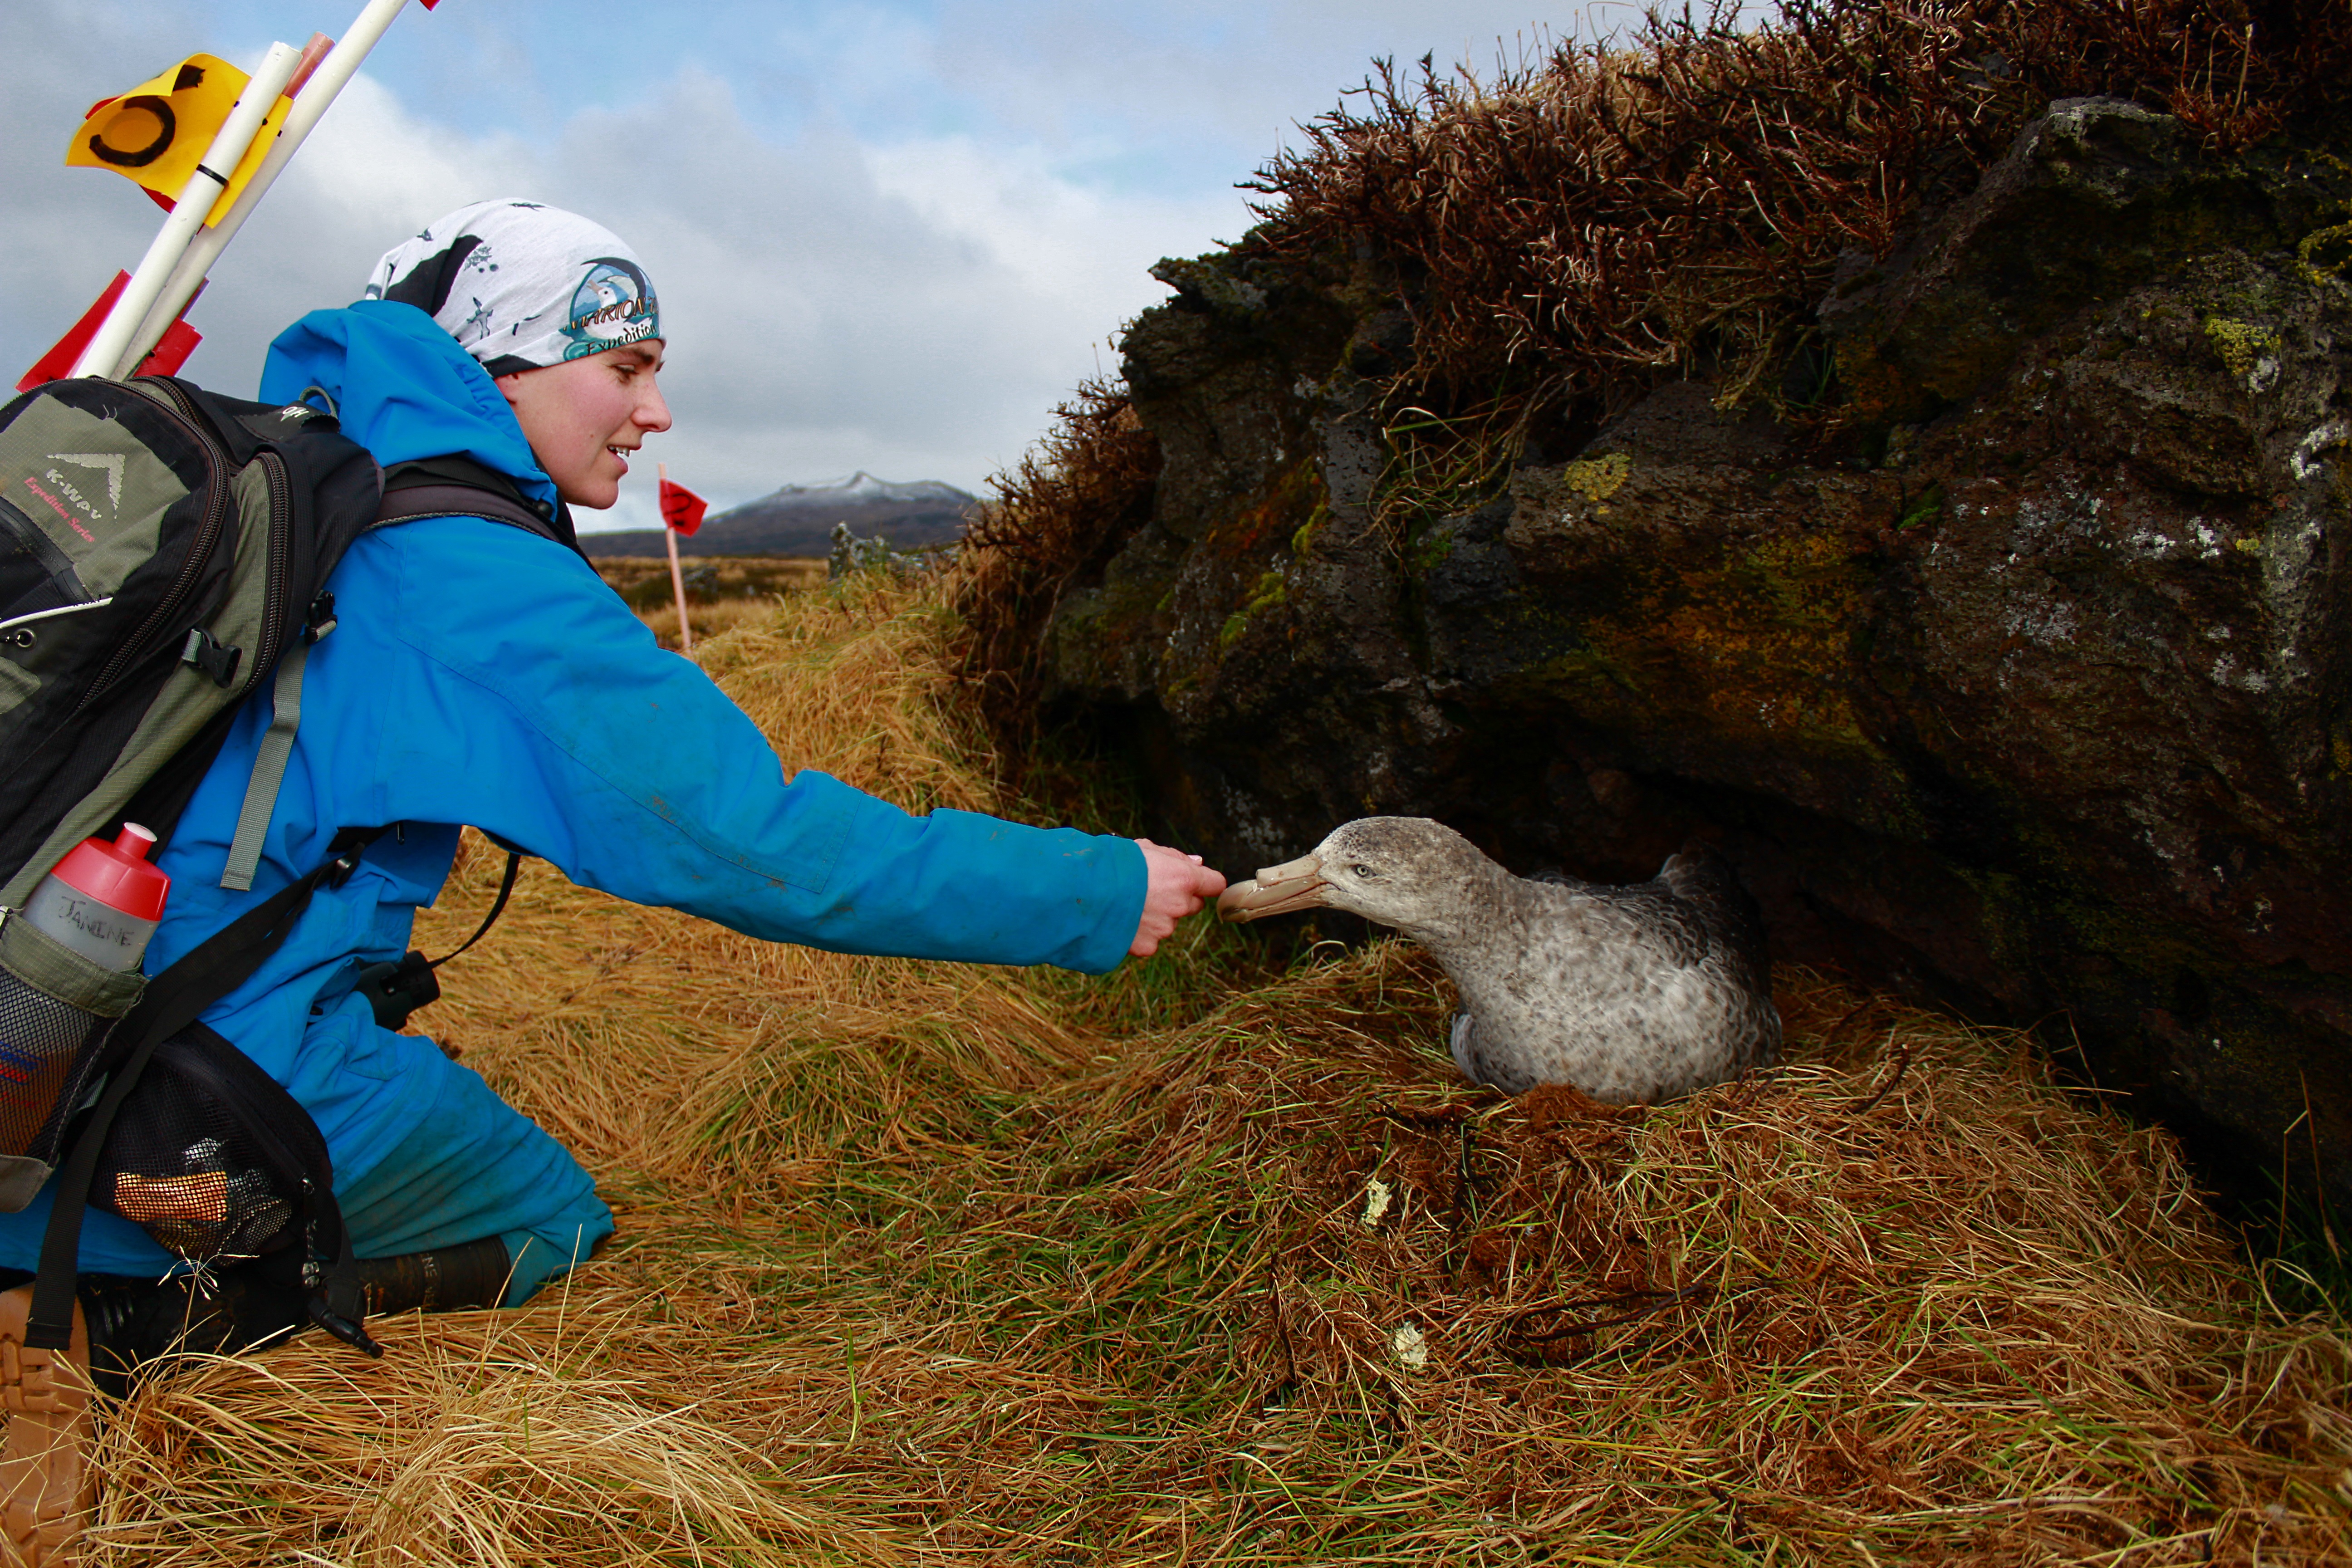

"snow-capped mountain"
[747,472,972,508]
[583,472,979,559]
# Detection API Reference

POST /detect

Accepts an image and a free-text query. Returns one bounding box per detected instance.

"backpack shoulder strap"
[375,455,588,560]
[211,456,591,886]
[219,632,322,891]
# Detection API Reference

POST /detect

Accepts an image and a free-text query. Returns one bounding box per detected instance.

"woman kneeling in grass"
[0,199,1225,1566]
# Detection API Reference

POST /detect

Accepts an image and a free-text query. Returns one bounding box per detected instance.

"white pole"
[661,462,694,652]
[73,40,304,379]
[113,0,416,377]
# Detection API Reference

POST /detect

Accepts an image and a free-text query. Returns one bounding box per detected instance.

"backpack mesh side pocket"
[0,910,148,1210]
[92,1023,329,1264]
[0,968,99,1161]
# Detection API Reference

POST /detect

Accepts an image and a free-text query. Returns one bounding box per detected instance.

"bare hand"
[1129,838,1228,957]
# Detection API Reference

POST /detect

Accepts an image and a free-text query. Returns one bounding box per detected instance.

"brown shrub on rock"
[951,381,1161,748]
[1250,0,2352,427]
[956,4,2352,730]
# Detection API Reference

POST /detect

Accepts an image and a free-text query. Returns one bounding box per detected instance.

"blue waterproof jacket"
[0,301,1146,1287]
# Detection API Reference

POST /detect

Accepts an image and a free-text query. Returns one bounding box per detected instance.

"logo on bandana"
[559,256,659,359]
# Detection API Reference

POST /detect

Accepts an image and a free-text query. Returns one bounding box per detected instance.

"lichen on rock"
[2203,315,2283,390]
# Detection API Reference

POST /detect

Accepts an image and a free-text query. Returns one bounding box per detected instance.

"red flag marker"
[657,463,698,653]
[18,271,202,392]
[659,475,708,537]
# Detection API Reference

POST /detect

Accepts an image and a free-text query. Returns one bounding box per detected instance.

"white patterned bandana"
[363,198,661,377]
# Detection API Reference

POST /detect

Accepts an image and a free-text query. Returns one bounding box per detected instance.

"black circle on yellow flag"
[85,95,176,168]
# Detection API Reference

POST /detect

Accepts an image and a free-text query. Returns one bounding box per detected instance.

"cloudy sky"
[4,0,1649,531]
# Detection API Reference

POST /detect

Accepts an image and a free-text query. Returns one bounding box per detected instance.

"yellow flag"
[64,54,290,226]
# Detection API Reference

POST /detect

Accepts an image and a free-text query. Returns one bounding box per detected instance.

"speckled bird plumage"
[1220,817,1779,1103]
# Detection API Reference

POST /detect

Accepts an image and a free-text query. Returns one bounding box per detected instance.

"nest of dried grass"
[1032,954,2352,1562]
[81,573,2351,1564]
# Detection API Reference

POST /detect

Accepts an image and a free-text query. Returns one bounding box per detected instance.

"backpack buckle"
[352,951,441,1030]
[318,826,394,890]
[180,627,243,687]
[300,591,338,645]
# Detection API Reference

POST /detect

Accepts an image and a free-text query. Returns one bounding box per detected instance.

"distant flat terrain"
[582,471,975,558]
[589,555,824,611]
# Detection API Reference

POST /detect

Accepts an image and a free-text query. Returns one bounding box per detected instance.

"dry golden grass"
[84,571,2352,1565]
[591,555,830,652]
[88,1301,896,1566]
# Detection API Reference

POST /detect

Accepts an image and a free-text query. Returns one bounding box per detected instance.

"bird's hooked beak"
[1216,853,1331,922]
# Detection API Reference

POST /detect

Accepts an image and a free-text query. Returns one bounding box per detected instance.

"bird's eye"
[1352,863,1377,878]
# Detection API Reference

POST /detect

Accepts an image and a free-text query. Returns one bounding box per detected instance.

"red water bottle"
[0,826,170,1166]
[21,823,171,972]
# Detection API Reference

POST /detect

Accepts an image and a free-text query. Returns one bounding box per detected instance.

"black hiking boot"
[76,1236,512,1397]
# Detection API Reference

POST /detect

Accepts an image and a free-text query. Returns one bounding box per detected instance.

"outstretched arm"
[368,521,1150,972]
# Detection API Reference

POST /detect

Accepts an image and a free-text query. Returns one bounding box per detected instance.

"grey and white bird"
[1217,817,1779,1103]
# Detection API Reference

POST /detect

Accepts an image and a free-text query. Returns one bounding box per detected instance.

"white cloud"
[3,5,1250,531]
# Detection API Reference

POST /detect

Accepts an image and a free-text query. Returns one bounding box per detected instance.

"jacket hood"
[258,299,560,510]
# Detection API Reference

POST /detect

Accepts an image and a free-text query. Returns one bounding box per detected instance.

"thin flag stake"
[71,40,304,380]
[661,461,694,652]
[115,0,420,377]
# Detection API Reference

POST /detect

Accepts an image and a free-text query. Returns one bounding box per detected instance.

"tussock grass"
[592,555,829,652]
[637,593,769,652]
[86,573,2352,1564]
[594,554,828,605]
[88,1301,894,1566]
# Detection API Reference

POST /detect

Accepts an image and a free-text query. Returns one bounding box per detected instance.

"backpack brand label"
[36,468,105,530]
[20,476,95,543]
[0,400,193,600]
[47,454,125,514]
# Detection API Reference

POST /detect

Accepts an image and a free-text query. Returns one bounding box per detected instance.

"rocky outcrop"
[1045,100,2352,1212]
